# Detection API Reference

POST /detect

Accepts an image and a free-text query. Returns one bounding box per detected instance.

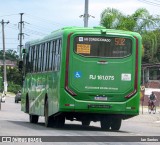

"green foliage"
[0,50,19,61]
[0,66,22,93]
[7,67,23,86]
[100,7,160,63]
[7,81,21,94]
[142,30,160,63]
[0,50,22,93]
[100,8,123,29]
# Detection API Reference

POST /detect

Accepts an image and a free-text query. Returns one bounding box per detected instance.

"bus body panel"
[69,34,136,102]
[69,56,134,101]
[21,72,60,116]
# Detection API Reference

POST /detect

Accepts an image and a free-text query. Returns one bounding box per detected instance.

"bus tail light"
[125,37,139,98]
[65,33,77,96]
[65,87,77,96]
[65,104,74,107]
[125,90,137,99]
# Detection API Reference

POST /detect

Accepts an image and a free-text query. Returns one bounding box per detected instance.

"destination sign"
[74,36,132,57]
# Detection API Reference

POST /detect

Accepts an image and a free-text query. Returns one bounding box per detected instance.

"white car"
[1,93,6,103]
[1,96,5,102]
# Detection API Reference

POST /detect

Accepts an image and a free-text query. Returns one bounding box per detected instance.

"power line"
[4,25,45,38]
[0,37,18,40]
[5,18,48,37]
[0,13,67,51]
[25,23,53,33]
[0,48,19,50]
[25,13,64,27]
[7,25,19,31]
[0,14,18,18]
[138,0,160,6]
[24,28,47,36]
[0,42,18,44]
[9,21,48,36]
[154,0,160,2]
[0,14,58,36]
[0,13,59,31]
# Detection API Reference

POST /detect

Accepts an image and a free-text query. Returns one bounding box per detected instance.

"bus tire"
[82,120,90,126]
[100,118,111,130]
[111,118,122,131]
[44,100,54,127]
[26,96,29,113]
[29,114,39,123]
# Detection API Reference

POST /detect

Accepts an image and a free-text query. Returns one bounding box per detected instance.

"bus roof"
[26,26,141,46]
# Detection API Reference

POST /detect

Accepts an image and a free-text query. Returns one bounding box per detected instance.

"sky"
[0,0,160,53]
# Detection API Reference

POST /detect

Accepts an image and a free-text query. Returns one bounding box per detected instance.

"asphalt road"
[0,96,160,145]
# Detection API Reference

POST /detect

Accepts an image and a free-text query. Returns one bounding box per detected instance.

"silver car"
[15,91,21,103]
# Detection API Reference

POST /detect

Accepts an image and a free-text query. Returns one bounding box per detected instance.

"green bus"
[21,27,142,130]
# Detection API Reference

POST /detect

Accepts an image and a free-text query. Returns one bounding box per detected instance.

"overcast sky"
[0,0,160,52]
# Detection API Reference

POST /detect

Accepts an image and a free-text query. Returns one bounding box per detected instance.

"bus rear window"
[74,36,132,58]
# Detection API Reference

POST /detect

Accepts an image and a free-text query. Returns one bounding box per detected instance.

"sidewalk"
[6,92,15,97]
[127,106,160,123]
[139,105,160,114]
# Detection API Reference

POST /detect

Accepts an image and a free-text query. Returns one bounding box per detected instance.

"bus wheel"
[100,118,111,130]
[44,100,54,127]
[82,120,90,126]
[29,114,39,123]
[55,115,65,128]
[110,118,122,131]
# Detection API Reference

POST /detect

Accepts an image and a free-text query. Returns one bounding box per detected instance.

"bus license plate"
[94,96,107,101]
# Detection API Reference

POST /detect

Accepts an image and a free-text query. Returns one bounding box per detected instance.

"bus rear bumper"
[59,92,140,117]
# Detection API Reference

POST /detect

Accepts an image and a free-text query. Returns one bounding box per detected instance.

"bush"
[7,81,21,93]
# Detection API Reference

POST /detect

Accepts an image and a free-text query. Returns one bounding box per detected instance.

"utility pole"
[84,0,89,27]
[80,0,94,27]
[0,19,9,94]
[18,13,24,60]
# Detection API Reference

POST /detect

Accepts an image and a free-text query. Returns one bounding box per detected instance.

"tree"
[0,49,19,61]
[100,8,123,29]
[100,8,160,32]
[7,67,22,93]
[100,8,160,63]
[142,30,160,63]
[0,49,22,93]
